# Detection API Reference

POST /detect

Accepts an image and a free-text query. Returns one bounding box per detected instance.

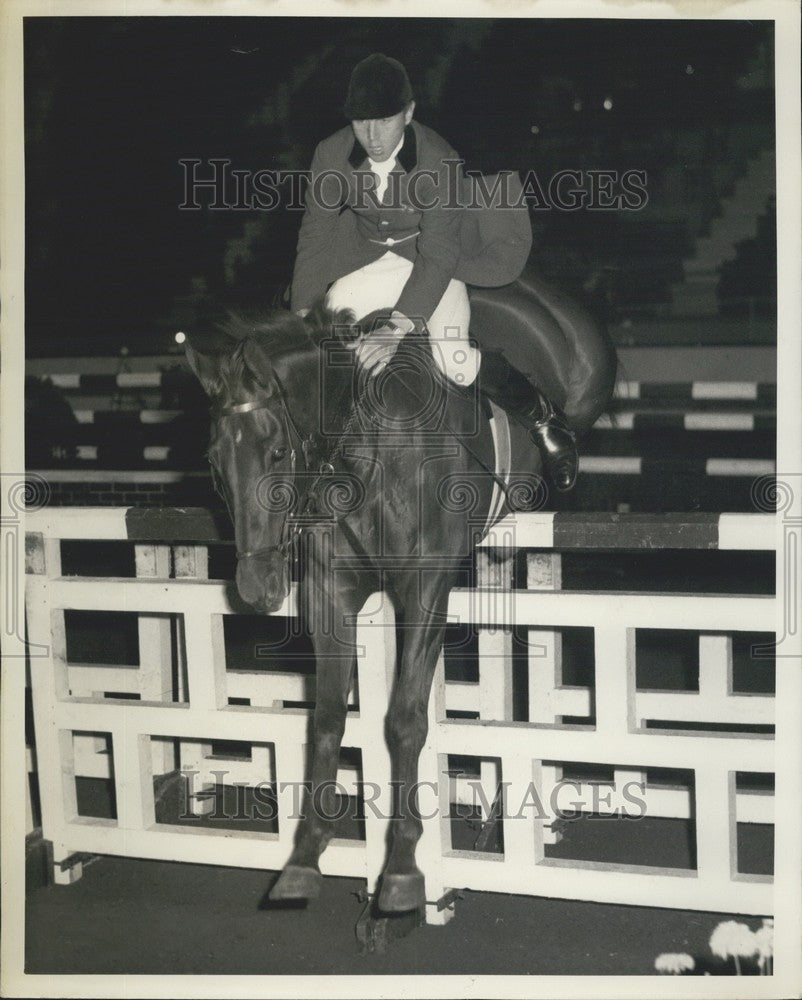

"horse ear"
[242,339,274,385]
[185,342,220,395]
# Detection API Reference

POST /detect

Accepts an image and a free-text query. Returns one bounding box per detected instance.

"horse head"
[186,334,298,614]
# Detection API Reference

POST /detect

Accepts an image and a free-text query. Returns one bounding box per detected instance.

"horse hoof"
[270,865,322,901]
[377,871,425,913]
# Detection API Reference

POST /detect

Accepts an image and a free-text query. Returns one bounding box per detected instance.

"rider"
[290,53,578,491]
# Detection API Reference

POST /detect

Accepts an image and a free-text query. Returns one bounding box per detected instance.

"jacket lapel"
[345,124,419,207]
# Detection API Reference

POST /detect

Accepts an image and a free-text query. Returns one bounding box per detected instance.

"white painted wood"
[706,459,775,477]
[477,515,553,550]
[182,611,227,712]
[501,754,538,871]
[26,507,776,551]
[719,512,776,550]
[694,767,737,887]
[594,627,635,738]
[525,552,564,844]
[636,690,773,726]
[475,550,514,723]
[173,545,208,580]
[114,731,155,831]
[26,507,129,541]
[449,588,776,632]
[685,412,755,430]
[135,545,176,775]
[439,855,770,915]
[580,457,642,475]
[178,741,217,817]
[24,509,779,922]
[692,381,757,400]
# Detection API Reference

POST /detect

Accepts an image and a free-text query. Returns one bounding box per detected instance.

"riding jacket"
[290,120,532,326]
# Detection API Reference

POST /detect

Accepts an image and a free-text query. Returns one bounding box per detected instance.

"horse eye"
[272,446,287,461]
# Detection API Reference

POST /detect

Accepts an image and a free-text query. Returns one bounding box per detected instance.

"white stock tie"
[369,156,395,203]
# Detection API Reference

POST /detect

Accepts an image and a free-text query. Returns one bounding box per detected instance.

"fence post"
[176,543,225,816]
[26,533,84,883]
[475,547,514,821]
[526,551,565,844]
[135,543,175,776]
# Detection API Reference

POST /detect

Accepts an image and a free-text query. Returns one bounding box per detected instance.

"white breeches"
[325,251,480,385]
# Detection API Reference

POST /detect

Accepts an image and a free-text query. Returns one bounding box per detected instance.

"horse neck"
[277,343,353,443]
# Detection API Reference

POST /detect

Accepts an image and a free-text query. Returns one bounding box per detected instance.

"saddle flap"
[482,400,512,540]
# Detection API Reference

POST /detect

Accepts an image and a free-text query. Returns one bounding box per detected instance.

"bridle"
[209,374,334,565]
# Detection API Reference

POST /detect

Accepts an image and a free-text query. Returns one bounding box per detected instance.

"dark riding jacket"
[290,121,532,325]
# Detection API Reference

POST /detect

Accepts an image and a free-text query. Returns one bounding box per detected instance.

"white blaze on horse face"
[351,103,414,163]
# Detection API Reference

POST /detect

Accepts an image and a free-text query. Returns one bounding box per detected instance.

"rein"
[210,371,343,564]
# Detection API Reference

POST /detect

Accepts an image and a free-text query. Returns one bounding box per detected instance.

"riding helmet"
[342,53,413,120]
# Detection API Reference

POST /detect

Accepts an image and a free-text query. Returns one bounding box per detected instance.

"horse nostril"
[235,556,288,613]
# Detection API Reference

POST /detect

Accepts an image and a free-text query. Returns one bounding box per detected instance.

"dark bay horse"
[185,266,617,913]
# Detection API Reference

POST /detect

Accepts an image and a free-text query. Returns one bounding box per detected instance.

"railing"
[25,507,776,924]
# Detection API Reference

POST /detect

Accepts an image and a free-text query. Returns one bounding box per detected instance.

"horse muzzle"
[235,550,289,614]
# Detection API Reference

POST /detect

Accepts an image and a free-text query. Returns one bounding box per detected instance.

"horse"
[185,265,617,914]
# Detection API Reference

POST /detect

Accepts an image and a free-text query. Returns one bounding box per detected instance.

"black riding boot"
[478,351,578,492]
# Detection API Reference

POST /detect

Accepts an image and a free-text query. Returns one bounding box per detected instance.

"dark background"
[24,16,775,356]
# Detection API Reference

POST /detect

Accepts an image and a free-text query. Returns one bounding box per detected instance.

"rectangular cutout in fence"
[445,755,505,855]
[73,730,116,820]
[521,625,595,727]
[65,610,140,667]
[636,628,699,691]
[443,624,478,683]
[732,633,775,694]
[734,771,774,878]
[61,540,137,577]
[224,614,314,672]
[635,629,775,735]
[543,764,695,871]
[160,740,366,841]
[65,609,186,706]
[559,550,775,595]
[223,613,320,710]
[171,737,280,833]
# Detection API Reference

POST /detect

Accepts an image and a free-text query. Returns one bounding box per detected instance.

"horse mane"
[224,300,356,354]
[213,299,358,393]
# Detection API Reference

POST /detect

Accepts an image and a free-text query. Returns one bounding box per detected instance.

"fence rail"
[25,507,777,923]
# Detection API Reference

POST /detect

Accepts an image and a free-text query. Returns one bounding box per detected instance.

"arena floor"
[25,823,770,977]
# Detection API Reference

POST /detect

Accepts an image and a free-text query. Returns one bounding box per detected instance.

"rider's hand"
[347,324,406,376]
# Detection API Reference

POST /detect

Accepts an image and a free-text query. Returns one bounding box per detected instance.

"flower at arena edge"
[709,920,759,972]
[754,919,774,973]
[654,952,696,974]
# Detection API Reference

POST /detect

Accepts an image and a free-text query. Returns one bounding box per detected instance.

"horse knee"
[386,704,428,757]
[315,725,346,758]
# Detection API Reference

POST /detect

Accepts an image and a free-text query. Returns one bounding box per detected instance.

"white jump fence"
[25,507,776,924]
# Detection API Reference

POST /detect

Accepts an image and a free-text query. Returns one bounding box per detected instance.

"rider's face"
[351,103,414,162]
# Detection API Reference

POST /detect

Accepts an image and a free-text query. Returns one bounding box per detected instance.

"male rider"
[290,53,578,491]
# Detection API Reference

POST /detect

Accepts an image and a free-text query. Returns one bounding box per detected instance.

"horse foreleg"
[270,534,363,901]
[378,578,452,912]
[270,642,355,900]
